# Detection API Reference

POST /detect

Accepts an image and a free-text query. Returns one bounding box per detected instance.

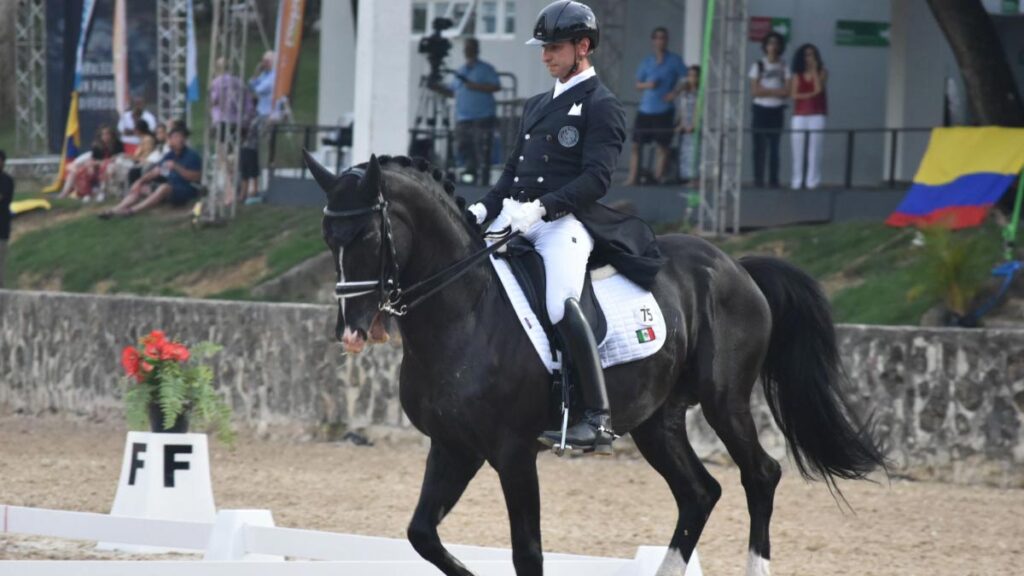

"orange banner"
[273,0,306,109]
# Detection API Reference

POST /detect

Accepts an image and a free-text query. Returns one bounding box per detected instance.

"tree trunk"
[926,0,1024,126]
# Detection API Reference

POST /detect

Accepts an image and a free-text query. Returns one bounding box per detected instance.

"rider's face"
[542,40,580,79]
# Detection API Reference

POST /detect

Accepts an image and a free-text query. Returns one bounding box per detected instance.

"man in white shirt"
[117,97,159,143]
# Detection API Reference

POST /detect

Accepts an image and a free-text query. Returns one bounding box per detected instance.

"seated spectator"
[153,122,168,155]
[99,124,202,218]
[118,97,158,143]
[59,125,125,201]
[104,120,158,195]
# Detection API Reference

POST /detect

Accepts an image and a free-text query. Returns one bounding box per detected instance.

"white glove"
[508,199,546,234]
[467,203,487,225]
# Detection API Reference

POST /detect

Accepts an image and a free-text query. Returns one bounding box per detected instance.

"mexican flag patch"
[636,327,656,344]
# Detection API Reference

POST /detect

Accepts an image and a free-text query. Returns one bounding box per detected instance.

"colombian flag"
[886,127,1024,229]
[41,92,82,194]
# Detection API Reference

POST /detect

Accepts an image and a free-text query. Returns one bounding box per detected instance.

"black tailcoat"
[480,76,665,289]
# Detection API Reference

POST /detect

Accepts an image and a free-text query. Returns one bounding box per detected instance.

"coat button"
[525,134,531,140]
[513,176,519,183]
[543,155,549,163]
[537,176,544,183]
[545,135,553,142]
[518,155,524,161]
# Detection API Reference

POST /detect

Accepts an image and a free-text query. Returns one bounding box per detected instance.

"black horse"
[305,152,885,576]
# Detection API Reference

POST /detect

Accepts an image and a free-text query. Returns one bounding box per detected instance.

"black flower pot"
[148,402,190,433]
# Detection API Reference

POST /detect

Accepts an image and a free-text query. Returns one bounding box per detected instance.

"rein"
[327,168,517,317]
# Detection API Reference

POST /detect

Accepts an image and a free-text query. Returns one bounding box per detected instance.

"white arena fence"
[1,504,703,576]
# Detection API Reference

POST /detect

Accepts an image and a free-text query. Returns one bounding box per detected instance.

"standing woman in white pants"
[789,44,828,189]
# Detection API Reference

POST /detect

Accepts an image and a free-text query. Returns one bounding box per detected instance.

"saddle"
[495,236,607,353]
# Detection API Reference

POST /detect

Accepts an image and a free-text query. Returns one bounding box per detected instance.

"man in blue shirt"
[624,27,686,186]
[249,51,277,118]
[101,125,203,217]
[430,38,501,185]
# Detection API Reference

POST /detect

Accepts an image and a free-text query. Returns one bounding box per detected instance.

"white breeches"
[790,114,826,189]
[489,212,594,324]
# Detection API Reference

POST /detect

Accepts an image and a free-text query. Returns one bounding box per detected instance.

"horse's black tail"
[739,255,887,491]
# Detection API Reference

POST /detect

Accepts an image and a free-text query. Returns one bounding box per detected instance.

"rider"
[467,1,647,453]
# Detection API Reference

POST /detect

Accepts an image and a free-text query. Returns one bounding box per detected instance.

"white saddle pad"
[490,255,667,373]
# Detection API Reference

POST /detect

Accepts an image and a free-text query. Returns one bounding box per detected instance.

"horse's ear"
[303,149,337,194]
[358,154,382,200]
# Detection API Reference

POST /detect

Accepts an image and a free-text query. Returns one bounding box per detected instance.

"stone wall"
[1,290,1022,487]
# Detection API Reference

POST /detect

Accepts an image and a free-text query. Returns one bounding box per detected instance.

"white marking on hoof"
[746,550,771,576]
[656,546,686,576]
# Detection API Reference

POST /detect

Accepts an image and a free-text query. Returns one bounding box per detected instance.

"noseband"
[326,166,517,321]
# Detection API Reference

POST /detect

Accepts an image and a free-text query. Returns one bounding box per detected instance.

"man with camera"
[429,38,501,186]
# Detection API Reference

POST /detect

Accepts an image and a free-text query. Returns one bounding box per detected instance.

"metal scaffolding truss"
[15,0,48,155]
[157,0,190,123]
[199,0,251,224]
[698,0,747,236]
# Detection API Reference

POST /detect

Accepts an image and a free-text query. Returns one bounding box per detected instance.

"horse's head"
[304,152,401,353]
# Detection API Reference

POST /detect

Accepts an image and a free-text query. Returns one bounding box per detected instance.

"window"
[479,1,498,35]
[412,2,428,34]
[504,1,516,35]
[411,1,516,38]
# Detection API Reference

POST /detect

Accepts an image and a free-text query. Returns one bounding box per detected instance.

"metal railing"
[268,120,937,191]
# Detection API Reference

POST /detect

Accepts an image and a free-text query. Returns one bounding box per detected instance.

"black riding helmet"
[526,1,599,52]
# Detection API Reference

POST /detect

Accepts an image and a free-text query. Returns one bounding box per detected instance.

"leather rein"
[327,168,516,318]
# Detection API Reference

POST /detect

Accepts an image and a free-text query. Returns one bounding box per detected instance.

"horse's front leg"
[407,441,484,576]
[493,440,544,576]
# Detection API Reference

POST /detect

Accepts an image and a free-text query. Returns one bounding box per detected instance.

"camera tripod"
[408,74,456,178]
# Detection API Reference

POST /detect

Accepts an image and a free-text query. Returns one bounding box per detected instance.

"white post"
[203,509,283,561]
[317,0,357,129]
[683,0,705,67]
[884,0,909,181]
[352,0,413,162]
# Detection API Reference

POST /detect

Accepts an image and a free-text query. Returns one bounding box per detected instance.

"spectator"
[153,122,168,155]
[250,51,276,119]
[749,32,789,189]
[59,125,124,201]
[100,124,202,218]
[242,52,276,204]
[624,27,686,186]
[0,150,12,288]
[675,65,701,184]
[789,43,828,190]
[239,89,262,205]
[210,57,247,135]
[107,120,158,193]
[429,38,501,186]
[117,97,158,141]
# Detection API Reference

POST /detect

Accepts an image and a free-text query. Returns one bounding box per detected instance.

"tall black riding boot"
[539,298,615,454]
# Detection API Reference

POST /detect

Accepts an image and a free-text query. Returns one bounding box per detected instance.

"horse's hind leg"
[700,358,781,576]
[407,441,484,576]
[632,402,722,575]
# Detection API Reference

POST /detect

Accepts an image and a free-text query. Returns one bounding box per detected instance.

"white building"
[317,0,1024,186]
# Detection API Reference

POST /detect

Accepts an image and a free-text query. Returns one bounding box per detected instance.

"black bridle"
[327,168,516,320]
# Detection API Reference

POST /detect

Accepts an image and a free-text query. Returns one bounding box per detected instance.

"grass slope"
[718,221,1009,325]
[8,203,323,299]
[7,196,1016,326]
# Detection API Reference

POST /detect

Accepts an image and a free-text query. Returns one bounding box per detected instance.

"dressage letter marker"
[99,431,216,553]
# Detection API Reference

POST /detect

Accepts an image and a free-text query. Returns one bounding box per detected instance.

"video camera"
[418,17,454,85]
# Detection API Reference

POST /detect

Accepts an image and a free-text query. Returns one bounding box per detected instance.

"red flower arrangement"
[120,330,233,442]
[121,330,191,383]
